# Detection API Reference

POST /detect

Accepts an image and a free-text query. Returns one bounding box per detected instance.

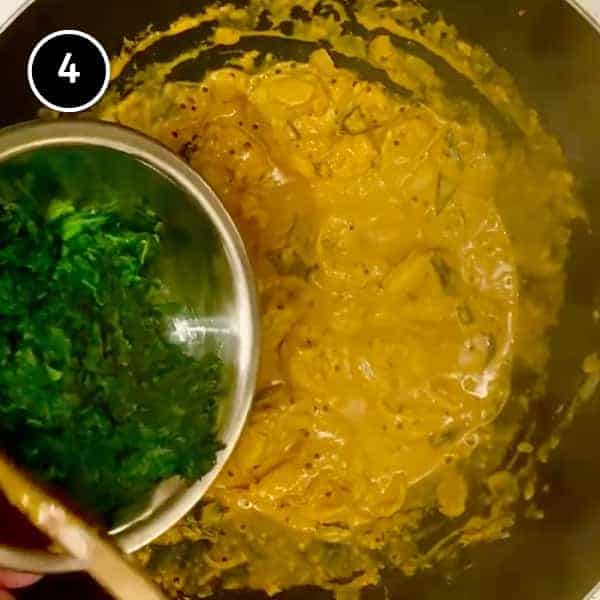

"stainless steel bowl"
[0,120,260,574]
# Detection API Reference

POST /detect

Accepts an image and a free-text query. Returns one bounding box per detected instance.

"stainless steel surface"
[585,583,600,600]
[0,0,35,32]
[0,120,260,574]
[565,0,600,30]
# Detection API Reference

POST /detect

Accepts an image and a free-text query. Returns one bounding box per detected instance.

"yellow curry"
[95,0,583,596]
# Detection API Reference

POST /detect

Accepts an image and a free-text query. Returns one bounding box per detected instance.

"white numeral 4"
[58,53,81,84]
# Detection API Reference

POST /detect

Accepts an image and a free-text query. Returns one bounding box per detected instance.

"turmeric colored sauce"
[96,1,583,595]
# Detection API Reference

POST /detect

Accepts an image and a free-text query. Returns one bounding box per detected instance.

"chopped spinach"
[0,153,224,519]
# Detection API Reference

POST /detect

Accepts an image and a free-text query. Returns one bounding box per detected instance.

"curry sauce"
[95,0,583,595]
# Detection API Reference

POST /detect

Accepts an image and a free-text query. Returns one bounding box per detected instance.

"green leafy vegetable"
[0,153,225,519]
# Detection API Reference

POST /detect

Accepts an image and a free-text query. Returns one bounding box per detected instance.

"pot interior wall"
[2,1,600,598]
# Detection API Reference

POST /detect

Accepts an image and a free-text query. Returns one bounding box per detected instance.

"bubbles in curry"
[95,0,584,596]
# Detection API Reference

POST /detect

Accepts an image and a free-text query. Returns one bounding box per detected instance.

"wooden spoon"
[0,452,167,600]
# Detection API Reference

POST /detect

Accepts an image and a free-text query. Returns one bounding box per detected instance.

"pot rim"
[2,0,600,35]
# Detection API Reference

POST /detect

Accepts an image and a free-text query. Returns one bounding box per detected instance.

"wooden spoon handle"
[0,452,166,600]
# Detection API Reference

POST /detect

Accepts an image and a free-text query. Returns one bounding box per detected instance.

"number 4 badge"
[28,30,110,113]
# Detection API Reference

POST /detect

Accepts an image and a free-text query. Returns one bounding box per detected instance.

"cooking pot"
[2,1,600,599]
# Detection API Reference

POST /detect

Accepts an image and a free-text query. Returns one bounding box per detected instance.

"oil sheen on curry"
[95,0,583,596]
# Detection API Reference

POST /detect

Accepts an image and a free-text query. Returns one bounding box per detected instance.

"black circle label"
[28,30,110,113]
